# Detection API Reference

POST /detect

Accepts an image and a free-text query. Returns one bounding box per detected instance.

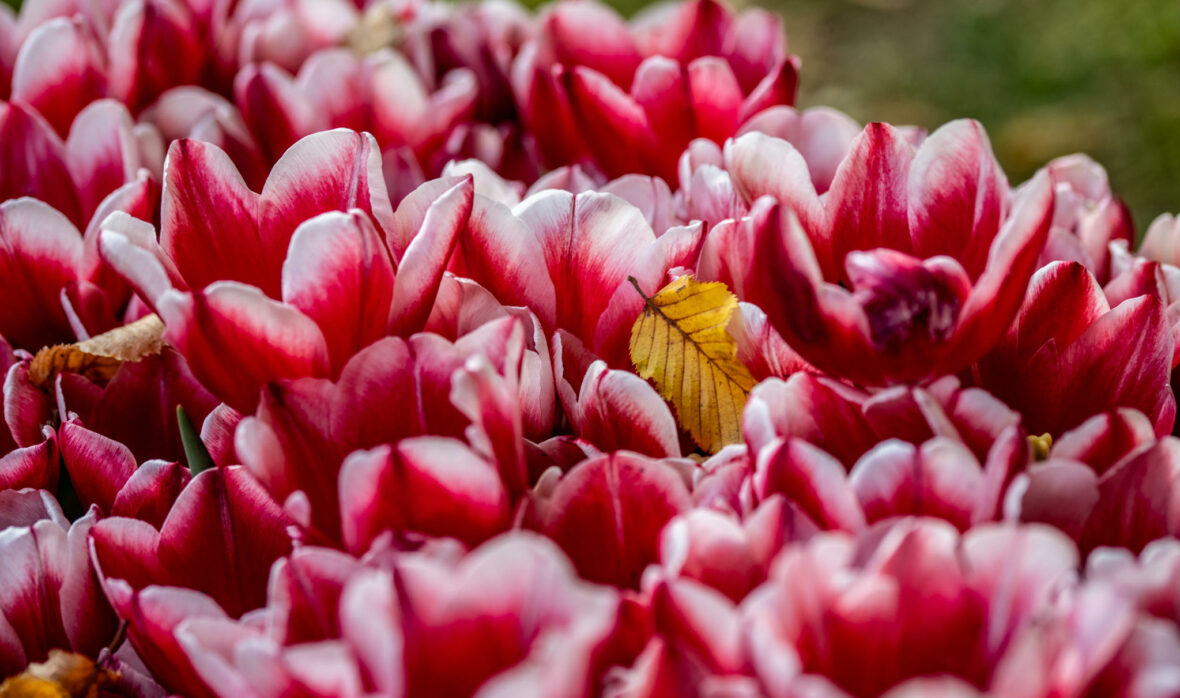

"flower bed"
[1,0,1179,696]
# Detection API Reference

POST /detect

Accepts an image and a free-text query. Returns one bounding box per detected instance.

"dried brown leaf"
[29,314,166,390]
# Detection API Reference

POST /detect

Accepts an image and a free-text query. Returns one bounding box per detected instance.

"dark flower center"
[846,248,972,352]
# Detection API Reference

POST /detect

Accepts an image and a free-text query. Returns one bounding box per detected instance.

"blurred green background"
[6,0,1178,230]
[763,0,1180,234]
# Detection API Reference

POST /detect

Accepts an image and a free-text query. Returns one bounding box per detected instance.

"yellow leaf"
[29,314,166,390]
[0,650,120,698]
[628,274,756,454]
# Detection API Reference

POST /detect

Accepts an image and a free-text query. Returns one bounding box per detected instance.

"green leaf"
[177,406,215,476]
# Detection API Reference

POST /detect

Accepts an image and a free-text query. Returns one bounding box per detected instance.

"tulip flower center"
[845,249,972,352]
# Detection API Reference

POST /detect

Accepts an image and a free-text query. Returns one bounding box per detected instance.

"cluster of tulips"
[3,0,1180,695]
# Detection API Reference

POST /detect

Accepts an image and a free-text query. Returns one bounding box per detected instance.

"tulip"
[513,0,799,181]
[1008,417,1180,553]
[718,120,1054,385]
[527,451,693,588]
[99,130,471,412]
[235,314,536,543]
[0,493,117,679]
[741,519,1144,697]
[978,261,1175,437]
[1035,154,1134,283]
[172,534,622,698]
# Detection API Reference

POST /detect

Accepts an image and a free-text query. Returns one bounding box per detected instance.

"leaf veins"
[628,274,756,454]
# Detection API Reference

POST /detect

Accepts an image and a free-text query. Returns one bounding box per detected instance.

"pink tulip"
[1035,154,1134,283]
[1140,213,1180,269]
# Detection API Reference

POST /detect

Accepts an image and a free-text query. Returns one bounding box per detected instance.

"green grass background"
[767,0,1180,235]
[6,0,1178,230]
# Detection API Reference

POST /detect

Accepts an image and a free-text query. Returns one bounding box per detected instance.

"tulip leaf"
[177,406,215,476]
[28,313,166,390]
[628,274,756,454]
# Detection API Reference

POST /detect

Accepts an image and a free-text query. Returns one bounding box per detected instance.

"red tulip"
[140,87,268,190]
[514,0,798,181]
[528,451,693,589]
[0,102,156,352]
[99,131,470,412]
[88,465,293,693]
[741,519,1137,697]
[1011,423,1180,553]
[0,495,117,678]
[553,330,681,458]
[235,314,537,543]
[978,261,1176,437]
[719,120,1053,385]
[454,185,702,367]
[172,534,621,698]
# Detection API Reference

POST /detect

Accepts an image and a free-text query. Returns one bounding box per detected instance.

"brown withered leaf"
[29,314,166,390]
[0,650,120,698]
[629,274,757,454]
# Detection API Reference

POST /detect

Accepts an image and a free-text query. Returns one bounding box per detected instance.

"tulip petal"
[389,177,473,336]
[160,139,270,295]
[157,283,330,413]
[535,451,691,588]
[258,130,396,272]
[0,198,83,349]
[12,17,107,138]
[826,122,914,267]
[282,210,395,372]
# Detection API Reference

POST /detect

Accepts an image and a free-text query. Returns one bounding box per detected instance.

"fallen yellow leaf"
[29,314,166,390]
[629,274,756,454]
[0,650,119,698]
